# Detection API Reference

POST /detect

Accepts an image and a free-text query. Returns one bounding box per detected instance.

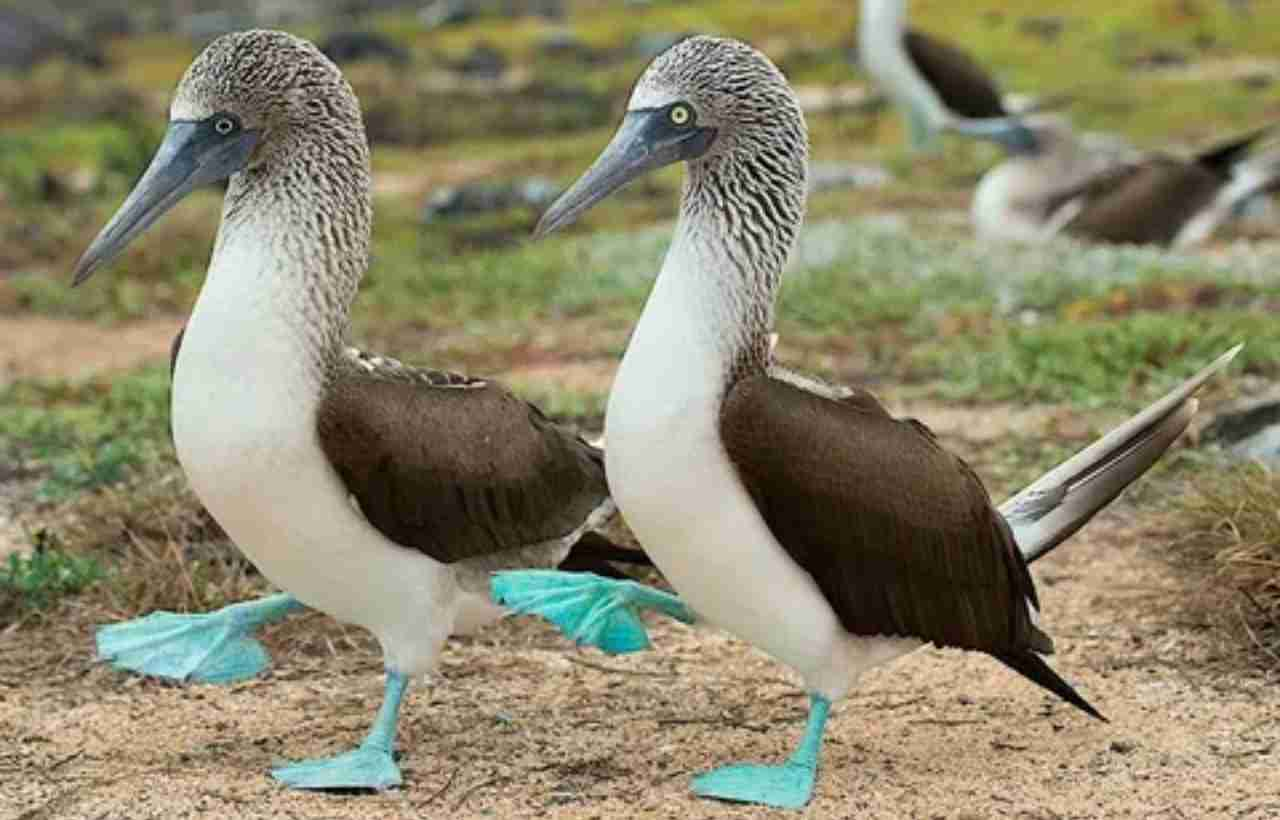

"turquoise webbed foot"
[691,694,831,810]
[96,593,303,684]
[692,761,817,810]
[273,669,409,792]
[491,570,695,655]
[271,744,401,791]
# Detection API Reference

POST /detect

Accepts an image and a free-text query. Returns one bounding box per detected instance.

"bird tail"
[1194,123,1274,174]
[995,651,1107,721]
[1221,145,1280,212]
[999,345,1241,564]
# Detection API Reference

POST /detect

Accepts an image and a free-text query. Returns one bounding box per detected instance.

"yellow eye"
[670,104,692,126]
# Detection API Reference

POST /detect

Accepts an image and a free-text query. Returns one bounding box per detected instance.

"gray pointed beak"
[946,116,1040,155]
[534,109,716,239]
[72,120,259,286]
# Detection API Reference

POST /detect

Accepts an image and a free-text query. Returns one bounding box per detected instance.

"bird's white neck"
[859,0,949,127]
[186,205,334,396]
[861,0,907,36]
[608,219,744,430]
[607,167,798,435]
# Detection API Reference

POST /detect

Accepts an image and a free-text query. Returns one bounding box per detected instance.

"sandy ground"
[2,511,1278,819]
[2,319,1277,819]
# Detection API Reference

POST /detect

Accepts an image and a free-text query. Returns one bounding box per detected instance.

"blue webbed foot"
[273,670,411,792]
[271,744,401,792]
[692,762,817,810]
[491,570,695,655]
[690,694,831,810]
[96,593,302,684]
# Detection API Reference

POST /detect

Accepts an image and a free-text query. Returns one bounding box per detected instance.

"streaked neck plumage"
[659,117,809,384]
[859,0,942,125]
[203,107,373,382]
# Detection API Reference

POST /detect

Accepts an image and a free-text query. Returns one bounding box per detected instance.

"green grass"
[911,310,1268,405]
[0,535,105,615]
[0,368,173,501]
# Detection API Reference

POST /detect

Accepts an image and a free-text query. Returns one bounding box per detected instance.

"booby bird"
[73,29,661,792]
[492,36,1240,809]
[858,0,1035,151]
[973,120,1280,247]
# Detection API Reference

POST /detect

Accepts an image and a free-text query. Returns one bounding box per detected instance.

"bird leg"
[271,669,408,791]
[691,693,831,809]
[96,592,303,684]
[905,104,940,152]
[491,570,695,654]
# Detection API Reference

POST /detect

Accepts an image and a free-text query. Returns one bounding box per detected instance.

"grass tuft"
[1172,464,1280,668]
[0,532,105,618]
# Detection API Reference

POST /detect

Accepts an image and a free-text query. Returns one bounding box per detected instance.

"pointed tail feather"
[1224,146,1280,207]
[1194,123,1274,174]
[1000,345,1242,564]
[995,651,1107,721]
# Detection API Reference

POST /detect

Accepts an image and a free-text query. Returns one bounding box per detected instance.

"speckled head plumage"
[630,36,808,175]
[171,30,366,175]
[72,29,373,341]
[538,36,808,270]
[536,36,810,376]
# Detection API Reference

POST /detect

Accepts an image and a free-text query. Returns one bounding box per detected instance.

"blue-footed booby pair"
[972,118,1280,247]
[858,0,1036,151]
[493,36,1240,810]
[74,29,667,792]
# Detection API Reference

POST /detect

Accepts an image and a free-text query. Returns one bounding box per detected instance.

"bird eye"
[213,116,238,136]
[669,104,694,127]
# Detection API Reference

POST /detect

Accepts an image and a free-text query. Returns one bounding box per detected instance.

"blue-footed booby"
[491,36,1241,809]
[858,0,1035,151]
[73,29,662,792]
[972,118,1280,247]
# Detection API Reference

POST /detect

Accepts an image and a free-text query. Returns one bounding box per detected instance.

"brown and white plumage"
[74,30,643,790]
[320,349,609,566]
[529,34,1237,807]
[859,0,1032,150]
[974,118,1280,246]
[901,28,1006,119]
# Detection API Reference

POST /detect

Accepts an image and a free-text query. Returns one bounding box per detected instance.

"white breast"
[171,227,462,675]
[605,232,919,700]
[972,160,1062,242]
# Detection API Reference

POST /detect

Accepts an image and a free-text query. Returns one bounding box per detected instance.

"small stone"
[1110,739,1138,755]
[1203,398,1280,468]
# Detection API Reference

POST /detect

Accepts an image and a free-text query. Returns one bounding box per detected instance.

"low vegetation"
[0,1,1275,664]
[1171,464,1280,669]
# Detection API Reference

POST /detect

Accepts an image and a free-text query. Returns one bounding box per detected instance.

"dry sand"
[1,318,1276,819]
[2,509,1278,820]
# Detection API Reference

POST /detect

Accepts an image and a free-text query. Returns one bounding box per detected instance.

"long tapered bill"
[72,121,257,286]
[946,115,1040,154]
[534,110,715,239]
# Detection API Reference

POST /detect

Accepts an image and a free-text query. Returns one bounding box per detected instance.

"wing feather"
[317,356,610,564]
[719,375,1045,655]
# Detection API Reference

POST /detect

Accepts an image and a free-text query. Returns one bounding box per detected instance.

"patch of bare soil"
[2,518,1278,817]
[2,381,1276,819]
[0,317,178,385]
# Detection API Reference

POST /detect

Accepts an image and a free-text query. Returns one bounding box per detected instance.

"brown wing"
[1062,157,1222,245]
[318,356,610,564]
[904,28,1006,119]
[719,374,1045,655]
